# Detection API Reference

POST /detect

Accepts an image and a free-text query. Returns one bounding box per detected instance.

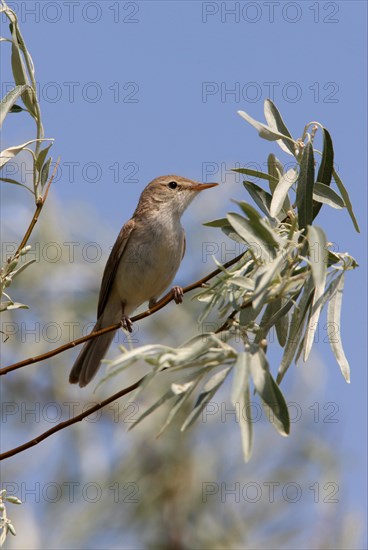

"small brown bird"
[69,175,218,387]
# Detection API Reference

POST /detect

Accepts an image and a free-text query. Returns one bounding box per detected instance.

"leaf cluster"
[0,0,54,311]
[102,100,358,461]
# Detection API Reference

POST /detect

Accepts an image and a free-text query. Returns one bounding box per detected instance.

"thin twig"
[0,377,143,460]
[0,252,245,376]
[15,158,59,256]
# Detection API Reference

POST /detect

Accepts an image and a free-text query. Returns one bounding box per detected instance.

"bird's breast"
[114,219,185,308]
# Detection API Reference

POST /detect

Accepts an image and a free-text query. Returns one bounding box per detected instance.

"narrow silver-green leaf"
[296,142,315,234]
[233,167,278,184]
[40,157,51,187]
[234,202,280,252]
[243,180,274,217]
[264,99,295,156]
[333,169,360,233]
[252,254,286,309]
[277,276,314,383]
[10,33,35,116]
[0,138,53,168]
[274,298,289,347]
[0,176,34,194]
[238,109,295,145]
[327,273,350,382]
[9,258,36,279]
[313,127,334,219]
[156,376,204,437]
[0,84,28,128]
[267,153,284,193]
[304,226,328,361]
[203,217,228,228]
[249,347,290,436]
[270,167,298,217]
[231,352,253,461]
[181,367,232,431]
[229,277,255,291]
[227,212,273,261]
[35,143,52,172]
[313,182,345,209]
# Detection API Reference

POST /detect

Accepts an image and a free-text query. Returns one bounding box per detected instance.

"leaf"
[264,99,295,156]
[40,157,51,187]
[0,138,52,168]
[332,169,360,233]
[231,352,253,461]
[252,253,286,310]
[9,104,25,113]
[0,176,34,194]
[327,274,350,382]
[274,298,289,347]
[270,167,298,218]
[238,109,295,146]
[277,276,314,384]
[267,291,302,328]
[156,376,204,437]
[0,84,28,128]
[233,167,278,184]
[249,346,290,436]
[242,180,273,217]
[0,301,29,312]
[313,127,334,219]
[233,203,280,249]
[229,277,255,291]
[227,212,276,262]
[303,226,328,361]
[313,182,345,209]
[10,29,35,116]
[9,258,36,279]
[203,217,228,228]
[35,143,52,172]
[221,224,248,244]
[181,367,232,431]
[296,142,315,234]
[267,153,284,193]
[128,373,204,433]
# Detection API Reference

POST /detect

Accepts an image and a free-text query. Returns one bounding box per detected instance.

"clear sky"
[1,1,367,548]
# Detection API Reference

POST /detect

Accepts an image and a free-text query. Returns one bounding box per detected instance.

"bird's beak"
[193,182,219,191]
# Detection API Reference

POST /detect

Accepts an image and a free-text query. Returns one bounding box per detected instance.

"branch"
[0,252,245,376]
[0,252,247,461]
[15,158,59,256]
[0,376,143,460]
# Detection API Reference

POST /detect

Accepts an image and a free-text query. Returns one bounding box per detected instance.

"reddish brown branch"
[0,252,246,461]
[0,377,143,460]
[0,252,244,377]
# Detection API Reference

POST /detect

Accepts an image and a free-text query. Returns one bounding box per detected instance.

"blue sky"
[1,1,367,548]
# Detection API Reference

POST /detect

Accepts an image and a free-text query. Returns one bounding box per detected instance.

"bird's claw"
[172,286,184,304]
[120,315,133,333]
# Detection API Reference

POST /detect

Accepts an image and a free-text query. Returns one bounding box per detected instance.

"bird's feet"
[120,315,133,333]
[172,285,184,304]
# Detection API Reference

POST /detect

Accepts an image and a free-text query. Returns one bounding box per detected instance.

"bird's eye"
[168,181,178,189]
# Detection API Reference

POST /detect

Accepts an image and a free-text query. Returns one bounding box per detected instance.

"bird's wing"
[97,219,136,318]
[182,232,186,259]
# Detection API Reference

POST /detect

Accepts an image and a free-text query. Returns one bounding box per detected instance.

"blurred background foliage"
[1,191,364,549]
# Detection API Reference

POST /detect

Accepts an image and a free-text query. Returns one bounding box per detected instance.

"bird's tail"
[69,312,118,387]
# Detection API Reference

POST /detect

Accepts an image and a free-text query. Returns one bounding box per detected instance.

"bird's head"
[135,175,218,218]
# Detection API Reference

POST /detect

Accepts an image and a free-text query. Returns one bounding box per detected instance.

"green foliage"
[103,99,358,461]
[0,0,54,312]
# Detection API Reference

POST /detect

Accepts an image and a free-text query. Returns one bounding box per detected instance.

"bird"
[69,175,218,387]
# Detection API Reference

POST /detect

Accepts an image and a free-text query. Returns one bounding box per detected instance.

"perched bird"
[69,175,218,387]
